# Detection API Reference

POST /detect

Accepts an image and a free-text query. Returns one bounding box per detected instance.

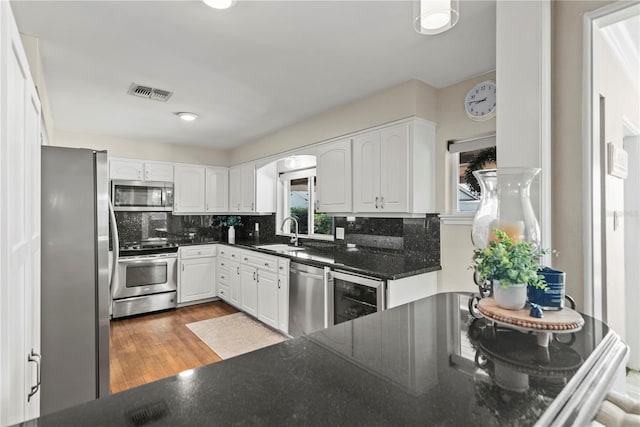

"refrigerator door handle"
[108,200,119,292]
[324,267,334,329]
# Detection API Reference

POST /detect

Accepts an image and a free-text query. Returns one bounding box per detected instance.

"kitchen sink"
[254,244,306,252]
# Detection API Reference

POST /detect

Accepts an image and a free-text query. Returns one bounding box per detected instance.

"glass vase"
[471,167,541,248]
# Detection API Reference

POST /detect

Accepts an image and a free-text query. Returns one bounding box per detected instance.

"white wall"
[595,27,640,342]
[436,71,496,293]
[54,129,229,166]
[552,0,613,311]
[228,79,438,165]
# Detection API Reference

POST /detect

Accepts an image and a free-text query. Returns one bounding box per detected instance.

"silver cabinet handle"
[264,262,269,267]
[182,263,185,271]
[244,257,248,261]
[256,272,259,283]
[380,196,384,209]
[251,202,254,211]
[237,266,240,275]
[221,262,225,266]
[231,254,236,258]
[278,278,281,289]
[221,275,225,279]
[375,196,379,209]
[253,271,256,281]
[206,204,209,211]
[27,349,41,402]
[137,170,142,179]
[145,170,149,180]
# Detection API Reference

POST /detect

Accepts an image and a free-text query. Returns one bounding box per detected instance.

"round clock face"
[465,80,496,121]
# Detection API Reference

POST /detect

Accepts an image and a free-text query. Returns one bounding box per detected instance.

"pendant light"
[414,0,459,35]
[203,0,236,10]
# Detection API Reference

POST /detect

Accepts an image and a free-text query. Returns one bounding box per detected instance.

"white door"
[257,269,278,329]
[0,3,42,423]
[352,130,381,212]
[240,164,255,212]
[229,166,242,212]
[144,162,173,182]
[379,124,409,212]
[205,167,228,212]
[179,258,215,303]
[109,159,143,181]
[316,138,352,213]
[240,265,257,316]
[174,165,205,213]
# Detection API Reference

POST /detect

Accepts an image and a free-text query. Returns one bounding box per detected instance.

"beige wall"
[552,0,612,312]
[54,129,229,166]
[20,34,54,142]
[436,71,496,293]
[596,28,640,339]
[227,79,438,165]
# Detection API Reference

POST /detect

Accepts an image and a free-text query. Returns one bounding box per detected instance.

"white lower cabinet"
[178,245,216,303]
[277,258,290,333]
[240,264,258,317]
[218,247,287,333]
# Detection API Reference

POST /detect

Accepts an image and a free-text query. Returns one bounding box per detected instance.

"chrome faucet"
[280,216,299,246]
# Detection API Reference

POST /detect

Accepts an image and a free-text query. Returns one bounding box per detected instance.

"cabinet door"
[229,261,242,307]
[379,124,409,212]
[257,269,278,329]
[109,159,143,180]
[316,138,352,213]
[205,167,229,212]
[144,162,173,182]
[229,167,242,212]
[174,165,205,213]
[352,130,381,212]
[240,163,256,212]
[277,259,289,333]
[179,257,215,303]
[240,265,258,317]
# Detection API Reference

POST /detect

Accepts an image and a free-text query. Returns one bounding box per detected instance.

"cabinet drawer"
[180,245,217,259]
[218,245,240,261]
[277,258,290,275]
[240,250,277,273]
[218,269,231,283]
[218,283,230,300]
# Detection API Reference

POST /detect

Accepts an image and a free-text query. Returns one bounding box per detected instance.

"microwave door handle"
[108,200,119,292]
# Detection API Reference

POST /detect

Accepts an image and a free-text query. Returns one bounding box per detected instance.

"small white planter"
[493,281,527,310]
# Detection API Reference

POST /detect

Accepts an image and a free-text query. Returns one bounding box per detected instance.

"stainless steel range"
[111,239,179,318]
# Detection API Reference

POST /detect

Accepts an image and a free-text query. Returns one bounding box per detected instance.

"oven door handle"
[118,257,174,265]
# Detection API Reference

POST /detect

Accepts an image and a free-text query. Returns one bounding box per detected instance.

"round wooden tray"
[477,298,584,347]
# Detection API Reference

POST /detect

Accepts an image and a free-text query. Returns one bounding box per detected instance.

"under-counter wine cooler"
[331,270,385,324]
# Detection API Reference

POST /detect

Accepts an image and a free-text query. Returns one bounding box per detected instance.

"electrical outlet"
[336,227,345,240]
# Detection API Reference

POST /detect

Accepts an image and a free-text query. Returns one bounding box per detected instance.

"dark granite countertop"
[218,240,441,280]
[25,293,626,427]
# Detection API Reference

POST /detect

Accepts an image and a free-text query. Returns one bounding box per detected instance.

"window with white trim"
[277,168,333,240]
[448,133,497,213]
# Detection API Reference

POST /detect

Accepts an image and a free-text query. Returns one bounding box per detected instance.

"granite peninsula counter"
[23,293,627,426]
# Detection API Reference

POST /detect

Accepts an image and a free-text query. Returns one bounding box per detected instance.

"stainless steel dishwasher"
[289,262,331,337]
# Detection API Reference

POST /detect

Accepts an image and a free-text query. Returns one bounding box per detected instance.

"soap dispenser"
[228,225,235,244]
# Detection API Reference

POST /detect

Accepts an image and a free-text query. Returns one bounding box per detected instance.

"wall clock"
[464,80,496,121]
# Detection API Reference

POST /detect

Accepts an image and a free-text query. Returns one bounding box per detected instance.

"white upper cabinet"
[144,162,174,182]
[229,162,276,213]
[109,159,143,181]
[109,159,173,182]
[316,138,352,213]
[205,167,228,213]
[174,165,205,213]
[352,120,435,214]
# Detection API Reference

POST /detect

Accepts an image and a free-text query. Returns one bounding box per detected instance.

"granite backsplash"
[114,212,440,265]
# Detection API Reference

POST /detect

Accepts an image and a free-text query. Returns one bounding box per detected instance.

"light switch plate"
[336,227,345,240]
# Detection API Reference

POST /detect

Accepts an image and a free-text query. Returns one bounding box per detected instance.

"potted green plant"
[471,229,547,310]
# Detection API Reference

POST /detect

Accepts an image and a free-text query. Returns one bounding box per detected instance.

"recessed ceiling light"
[203,0,236,10]
[177,112,198,122]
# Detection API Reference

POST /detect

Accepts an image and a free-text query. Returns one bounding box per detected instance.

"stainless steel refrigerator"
[41,146,112,415]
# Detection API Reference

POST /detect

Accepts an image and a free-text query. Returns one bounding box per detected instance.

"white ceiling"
[11,0,496,149]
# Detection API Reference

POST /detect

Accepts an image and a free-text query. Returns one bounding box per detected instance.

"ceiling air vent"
[127,83,173,102]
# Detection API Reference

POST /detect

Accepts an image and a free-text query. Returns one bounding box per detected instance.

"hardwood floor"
[109,300,238,394]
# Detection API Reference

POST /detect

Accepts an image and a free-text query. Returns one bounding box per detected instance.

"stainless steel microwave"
[111,180,173,211]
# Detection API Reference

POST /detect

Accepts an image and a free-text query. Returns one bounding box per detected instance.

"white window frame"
[441,133,496,225]
[276,168,334,241]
